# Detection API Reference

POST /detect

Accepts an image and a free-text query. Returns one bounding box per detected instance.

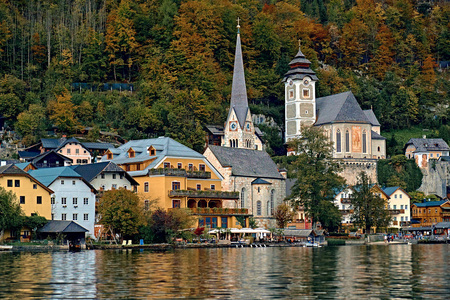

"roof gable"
[38,220,88,233]
[406,138,449,152]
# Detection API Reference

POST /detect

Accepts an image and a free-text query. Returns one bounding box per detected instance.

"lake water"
[1,244,449,299]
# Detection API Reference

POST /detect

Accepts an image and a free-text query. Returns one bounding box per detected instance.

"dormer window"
[128,148,135,158]
[107,152,113,160]
[148,146,156,156]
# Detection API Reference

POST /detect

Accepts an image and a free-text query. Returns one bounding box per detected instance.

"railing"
[169,190,239,199]
[389,209,405,215]
[187,207,249,215]
[340,209,354,215]
[340,198,352,204]
[392,221,398,225]
[441,212,450,217]
[148,168,211,179]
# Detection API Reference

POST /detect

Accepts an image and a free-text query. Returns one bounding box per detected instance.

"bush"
[327,239,346,246]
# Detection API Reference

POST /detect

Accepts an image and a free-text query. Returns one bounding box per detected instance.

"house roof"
[18,151,40,160]
[81,142,114,150]
[371,131,386,140]
[435,222,450,229]
[315,91,370,126]
[363,109,381,126]
[38,220,88,233]
[207,145,284,179]
[205,125,225,136]
[229,31,249,128]
[0,164,53,193]
[71,161,139,186]
[405,138,450,152]
[439,156,450,161]
[41,138,63,149]
[28,166,95,190]
[252,178,272,185]
[29,150,72,164]
[413,200,448,207]
[15,162,32,170]
[382,186,401,197]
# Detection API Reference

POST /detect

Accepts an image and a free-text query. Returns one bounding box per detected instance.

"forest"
[0,0,448,154]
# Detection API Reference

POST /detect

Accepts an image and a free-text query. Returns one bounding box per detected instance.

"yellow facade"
[0,174,53,219]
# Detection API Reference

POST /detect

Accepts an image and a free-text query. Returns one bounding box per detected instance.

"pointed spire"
[296,38,305,57]
[230,19,249,128]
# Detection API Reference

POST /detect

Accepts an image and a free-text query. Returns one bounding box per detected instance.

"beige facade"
[58,143,92,165]
[223,108,263,151]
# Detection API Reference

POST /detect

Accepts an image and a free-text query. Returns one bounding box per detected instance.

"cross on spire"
[237,17,240,33]
[298,38,302,50]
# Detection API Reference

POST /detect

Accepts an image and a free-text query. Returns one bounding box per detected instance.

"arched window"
[257,201,262,216]
[241,188,246,208]
[229,140,232,147]
[345,130,350,152]
[362,130,367,153]
[336,130,341,153]
[270,190,275,215]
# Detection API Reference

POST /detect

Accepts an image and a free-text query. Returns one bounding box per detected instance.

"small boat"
[0,245,13,251]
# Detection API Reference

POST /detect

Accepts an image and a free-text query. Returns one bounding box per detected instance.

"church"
[204,24,286,228]
[283,45,386,160]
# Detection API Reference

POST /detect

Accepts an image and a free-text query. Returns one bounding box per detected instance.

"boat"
[0,245,13,251]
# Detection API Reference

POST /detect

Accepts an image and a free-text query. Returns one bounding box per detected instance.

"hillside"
[0,0,448,154]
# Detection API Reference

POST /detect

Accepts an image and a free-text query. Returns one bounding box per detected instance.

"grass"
[382,126,439,148]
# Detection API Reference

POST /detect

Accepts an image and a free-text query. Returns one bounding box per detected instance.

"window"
[221,217,228,228]
[120,174,124,179]
[400,194,402,198]
[61,180,65,185]
[67,149,71,154]
[336,130,341,153]
[393,205,397,209]
[73,198,78,205]
[393,217,397,221]
[144,182,149,192]
[289,90,294,99]
[73,214,77,220]
[37,196,42,204]
[362,131,367,153]
[257,201,262,216]
[430,154,433,158]
[62,197,67,205]
[51,214,54,220]
[435,209,438,213]
[163,162,170,168]
[112,174,116,179]
[401,205,403,209]
[345,130,350,152]
[257,187,260,193]
[84,198,88,205]
[210,185,215,190]
[101,174,105,179]
[172,182,181,190]
[197,184,201,191]
[395,194,397,199]
[62,214,67,220]
[20,196,25,204]
[401,216,404,221]
[303,89,310,98]
[405,205,408,210]
[378,146,381,152]
[241,188,246,208]
[15,180,20,187]
[7,180,12,187]
[188,164,193,171]
[144,200,150,211]
[177,163,182,169]
[33,184,37,189]
[112,184,117,189]
[51,197,55,204]
[173,200,181,208]
[75,149,79,154]
[72,180,76,185]
[270,190,275,215]
[405,216,408,221]
[150,149,156,156]
[84,214,88,221]
[107,153,113,160]
[199,164,205,171]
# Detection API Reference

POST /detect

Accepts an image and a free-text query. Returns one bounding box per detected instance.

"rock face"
[419,160,450,198]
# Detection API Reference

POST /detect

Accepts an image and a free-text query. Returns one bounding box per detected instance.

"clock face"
[304,79,309,85]
[289,80,293,86]
[246,123,251,131]
[230,121,237,131]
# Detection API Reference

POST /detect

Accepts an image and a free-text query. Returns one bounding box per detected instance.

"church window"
[336,130,342,153]
[345,130,350,152]
[303,89,310,98]
[241,188,246,208]
[378,146,380,152]
[257,201,262,216]
[289,90,294,99]
[270,190,275,215]
[362,131,367,153]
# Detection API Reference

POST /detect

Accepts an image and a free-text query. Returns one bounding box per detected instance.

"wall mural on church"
[352,126,362,153]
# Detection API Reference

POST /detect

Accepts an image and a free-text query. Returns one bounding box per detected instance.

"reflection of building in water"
[51,251,97,298]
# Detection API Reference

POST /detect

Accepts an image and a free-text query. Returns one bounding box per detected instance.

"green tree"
[22,214,47,239]
[0,187,23,240]
[273,203,295,229]
[287,124,345,230]
[97,188,144,240]
[143,208,196,243]
[16,104,47,146]
[351,172,391,234]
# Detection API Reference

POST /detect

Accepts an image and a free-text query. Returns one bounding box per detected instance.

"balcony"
[186,207,249,215]
[441,212,450,217]
[148,168,211,179]
[340,209,354,215]
[389,209,405,215]
[340,198,352,204]
[169,189,239,199]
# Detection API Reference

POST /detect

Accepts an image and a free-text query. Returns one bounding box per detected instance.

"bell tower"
[283,41,318,144]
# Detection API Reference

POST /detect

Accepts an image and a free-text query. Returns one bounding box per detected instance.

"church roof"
[283,44,319,82]
[252,178,272,185]
[207,146,284,180]
[229,31,249,128]
[363,109,381,126]
[371,131,386,140]
[315,91,370,126]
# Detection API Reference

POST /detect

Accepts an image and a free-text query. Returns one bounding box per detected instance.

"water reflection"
[1,245,450,299]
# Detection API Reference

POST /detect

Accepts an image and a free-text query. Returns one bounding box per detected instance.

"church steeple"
[230,18,249,128]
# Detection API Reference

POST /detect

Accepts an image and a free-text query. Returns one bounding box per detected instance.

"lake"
[0,244,449,299]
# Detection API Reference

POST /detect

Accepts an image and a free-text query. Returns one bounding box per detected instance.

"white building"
[383,187,411,229]
[29,167,97,237]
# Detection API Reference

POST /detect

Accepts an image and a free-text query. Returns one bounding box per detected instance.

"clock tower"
[283,41,318,145]
[223,21,262,151]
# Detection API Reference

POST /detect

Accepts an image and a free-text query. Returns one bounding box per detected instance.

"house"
[20,137,114,165]
[411,200,450,228]
[405,138,450,168]
[382,187,411,229]
[102,137,248,229]
[204,145,286,228]
[28,167,97,237]
[285,179,313,230]
[205,25,264,151]
[0,164,54,242]
[71,161,139,192]
[38,220,89,245]
[284,45,386,160]
[24,150,73,168]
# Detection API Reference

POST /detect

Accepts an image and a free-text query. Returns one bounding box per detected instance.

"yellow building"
[0,164,54,241]
[102,137,249,228]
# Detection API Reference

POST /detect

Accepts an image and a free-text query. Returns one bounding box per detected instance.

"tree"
[287,124,345,230]
[351,172,391,234]
[16,104,47,146]
[47,88,79,134]
[22,214,47,239]
[97,188,144,240]
[0,187,23,241]
[273,203,295,229]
